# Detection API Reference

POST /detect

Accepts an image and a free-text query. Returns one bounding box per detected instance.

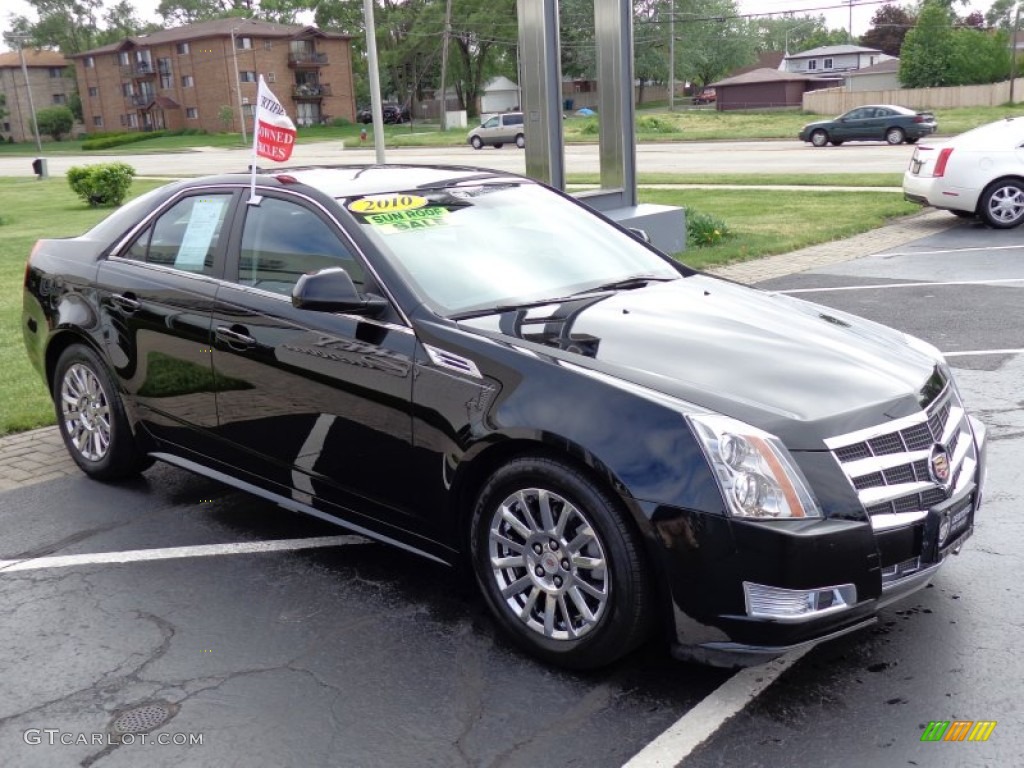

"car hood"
[801,119,832,131]
[455,275,942,449]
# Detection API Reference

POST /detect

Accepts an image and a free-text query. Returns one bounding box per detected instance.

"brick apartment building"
[0,49,81,143]
[71,18,355,135]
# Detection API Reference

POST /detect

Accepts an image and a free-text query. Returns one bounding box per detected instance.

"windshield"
[340,182,681,316]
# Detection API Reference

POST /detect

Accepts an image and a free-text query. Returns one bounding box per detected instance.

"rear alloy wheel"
[980,179,1024,228]
[515,133,526,149]
[53,344,151,480]
[470,135,483,150]
[810,130,828,147]
[886,127,905,145]
[470,457,652,669]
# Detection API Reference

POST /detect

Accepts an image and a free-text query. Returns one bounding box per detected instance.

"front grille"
[824,385,979,532]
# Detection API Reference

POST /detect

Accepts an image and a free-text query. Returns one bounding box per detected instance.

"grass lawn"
[0,177,164,436]
[1,104,1021,156]
[0,175,918,435]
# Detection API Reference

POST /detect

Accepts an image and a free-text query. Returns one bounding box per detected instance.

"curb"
[0,209,958,492]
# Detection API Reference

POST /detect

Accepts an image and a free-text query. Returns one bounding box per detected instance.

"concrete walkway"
[0,208,956,492]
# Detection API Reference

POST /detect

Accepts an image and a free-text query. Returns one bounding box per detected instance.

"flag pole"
[249,76,263,205]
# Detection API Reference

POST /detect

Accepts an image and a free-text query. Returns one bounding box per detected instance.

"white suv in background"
[467,112,525,149]
[904,116,1024,228]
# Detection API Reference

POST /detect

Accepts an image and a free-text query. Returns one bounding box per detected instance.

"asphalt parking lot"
[1,215,1021,768]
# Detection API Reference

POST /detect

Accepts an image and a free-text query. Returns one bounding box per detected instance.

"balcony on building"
[293,83,331,100]
[288,51,328,68]
[121,61,155,79]
[126,94,153,108]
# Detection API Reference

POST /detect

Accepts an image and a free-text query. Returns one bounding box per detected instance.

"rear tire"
[886,127,905,145]
[515,133,526,149]
[830,140,844,146]
[53,344,152,481]
[810,130,828,147]
[470,456,653,669]
[979,179,1024,228]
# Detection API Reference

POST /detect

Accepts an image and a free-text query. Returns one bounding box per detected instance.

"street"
[0,139,917,179]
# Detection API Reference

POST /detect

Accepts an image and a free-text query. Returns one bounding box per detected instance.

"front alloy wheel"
[488,487,609,641]
[980,179,1024,228]
[471,457,652,669]
[810,130,828,147]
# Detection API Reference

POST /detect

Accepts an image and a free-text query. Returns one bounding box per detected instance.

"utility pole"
[1011,4,1021,104]
[363,0,386,162]
[230,28,247,144]
[4,33,43,154]
[668,0,675,110]
[438,0,453,130]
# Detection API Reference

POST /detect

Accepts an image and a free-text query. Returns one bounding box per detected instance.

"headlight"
[687,413,822,519]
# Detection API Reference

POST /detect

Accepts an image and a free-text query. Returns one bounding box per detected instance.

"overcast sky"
[1,0,995,53]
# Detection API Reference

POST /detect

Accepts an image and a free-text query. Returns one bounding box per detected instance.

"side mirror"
[291,267,387,316]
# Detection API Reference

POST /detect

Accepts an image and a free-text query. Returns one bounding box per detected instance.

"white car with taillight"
[903,116,1024,228]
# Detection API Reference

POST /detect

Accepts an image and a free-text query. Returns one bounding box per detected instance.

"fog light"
[938,513,951,544]
[744,581,857,622]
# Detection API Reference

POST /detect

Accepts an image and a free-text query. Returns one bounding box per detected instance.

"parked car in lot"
[23,166,986,669]
[356,103,410,124]
[799,105,937,147]
[467,111,525,149]
[904,116,1024,228]
[693,87,716,105]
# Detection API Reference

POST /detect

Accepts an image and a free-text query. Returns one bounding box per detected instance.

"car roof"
[180,165,527,199]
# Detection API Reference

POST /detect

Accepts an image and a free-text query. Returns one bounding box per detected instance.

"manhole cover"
[109,701,178,737]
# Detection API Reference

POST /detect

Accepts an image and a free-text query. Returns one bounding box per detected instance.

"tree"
[754,15,827,54]
[986,0,1017,29]
[218,105,234,131]
[34,106,74,141]
[156,0,251,26]
[860,4,916,57]
[901,0,1010,87]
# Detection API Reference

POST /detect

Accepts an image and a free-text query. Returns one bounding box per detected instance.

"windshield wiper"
[582,275,679,293]
[450,294,599,320]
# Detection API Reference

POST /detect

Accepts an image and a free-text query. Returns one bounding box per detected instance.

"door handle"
[111,293,141,313]
[215,325,256,350]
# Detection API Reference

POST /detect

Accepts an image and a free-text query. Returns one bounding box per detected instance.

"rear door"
[207,190,424,539]
[95,188,239,453]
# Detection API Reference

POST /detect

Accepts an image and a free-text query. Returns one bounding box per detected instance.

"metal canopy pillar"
[516,0,685,253]
[517,0,564,188]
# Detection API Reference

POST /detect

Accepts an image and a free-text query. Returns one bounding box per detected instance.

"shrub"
[331,117,352,127]
[578,117,600,135]
[34,106,74,141]
[81,131,167,150]
[67,162,136,207]
[636,115,676,133]
[687,210,731,248]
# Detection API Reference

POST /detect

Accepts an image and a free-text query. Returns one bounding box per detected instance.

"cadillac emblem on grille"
[930,445,952,486]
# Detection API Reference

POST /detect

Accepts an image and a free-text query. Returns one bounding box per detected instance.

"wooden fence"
[803,78,1024,114]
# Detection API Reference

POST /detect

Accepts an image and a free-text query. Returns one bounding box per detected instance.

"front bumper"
[662,408,988,668]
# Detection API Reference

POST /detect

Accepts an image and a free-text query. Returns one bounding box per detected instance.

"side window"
[238,197,362,295]
[505,114,523,126]
[121,194,232,276]
[482,116,499,129]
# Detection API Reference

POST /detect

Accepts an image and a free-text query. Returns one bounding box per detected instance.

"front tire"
[979,179,1024,228]
[53,344,151,480]
[470,135,483,150]
[470,457,653,669]
[810,130,828,147]
[886,127,905,145]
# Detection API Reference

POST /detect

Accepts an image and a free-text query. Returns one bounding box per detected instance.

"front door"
[208,192,422,538]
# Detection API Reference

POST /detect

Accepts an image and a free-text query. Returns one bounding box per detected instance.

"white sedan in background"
[903,116,1024,228]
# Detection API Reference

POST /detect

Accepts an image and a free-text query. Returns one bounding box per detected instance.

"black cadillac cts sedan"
[23,166,987,668]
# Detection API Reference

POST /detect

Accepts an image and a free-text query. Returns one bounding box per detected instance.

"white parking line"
[623,646,811,767]
[945,348,1024,358]
[873,244,1024,258]
[779,277,1024,294]
[0,535,370,573]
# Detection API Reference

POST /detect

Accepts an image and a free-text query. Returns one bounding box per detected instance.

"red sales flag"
[254,75,296,162]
